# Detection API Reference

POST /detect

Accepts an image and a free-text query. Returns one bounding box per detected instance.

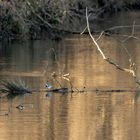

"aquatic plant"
[0,80,31,96]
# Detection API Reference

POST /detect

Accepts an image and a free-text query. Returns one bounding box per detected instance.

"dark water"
[0,12,140,140]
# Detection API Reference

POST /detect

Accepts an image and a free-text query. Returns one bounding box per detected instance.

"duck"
[46,83,68,93]
[16,104,24,110]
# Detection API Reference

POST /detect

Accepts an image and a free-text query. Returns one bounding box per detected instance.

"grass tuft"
[0,80,31,96]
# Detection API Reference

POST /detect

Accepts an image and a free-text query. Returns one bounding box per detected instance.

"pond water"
[0,11,140,140]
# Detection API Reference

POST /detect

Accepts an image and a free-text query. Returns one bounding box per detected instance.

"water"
[0,12,140,140]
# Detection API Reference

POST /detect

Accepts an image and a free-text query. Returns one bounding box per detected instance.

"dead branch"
[96,31,104,41]
[85,7,140,86]
[86,9,106,60]
[106,24,140,31]
[122,21,139,42]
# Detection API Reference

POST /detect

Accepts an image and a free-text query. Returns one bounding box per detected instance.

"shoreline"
[0,0,140,41]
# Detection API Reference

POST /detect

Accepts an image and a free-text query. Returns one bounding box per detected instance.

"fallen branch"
[85,7,140,86]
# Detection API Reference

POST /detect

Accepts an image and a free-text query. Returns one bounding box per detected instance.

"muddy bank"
[0,0,140,41]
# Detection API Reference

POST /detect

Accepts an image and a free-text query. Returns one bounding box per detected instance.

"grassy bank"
[0,0,140,41]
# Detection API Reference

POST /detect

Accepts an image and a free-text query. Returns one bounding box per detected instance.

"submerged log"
[48,88,68,93]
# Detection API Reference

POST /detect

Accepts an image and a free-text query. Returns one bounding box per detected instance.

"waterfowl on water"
[45,83,53,89]
[16,104,24,110]
[45,83,68,93]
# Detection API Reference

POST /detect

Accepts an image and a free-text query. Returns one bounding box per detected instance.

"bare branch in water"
[85,7,140,86]
[86,7,106,60]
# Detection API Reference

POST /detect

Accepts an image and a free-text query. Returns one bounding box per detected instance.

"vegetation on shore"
[0,0,140,41]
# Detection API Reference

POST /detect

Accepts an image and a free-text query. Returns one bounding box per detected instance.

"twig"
[80,26,88,35]
[96,31,104,41]
[81,6,107,35]
[80,14,91,35]
[51,72,62,88]
[106,25,140,31]
[122,21,139,42]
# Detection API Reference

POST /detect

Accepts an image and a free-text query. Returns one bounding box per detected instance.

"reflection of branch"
[85,7,140,86]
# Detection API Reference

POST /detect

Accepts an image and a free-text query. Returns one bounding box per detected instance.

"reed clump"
[0,80,31,96]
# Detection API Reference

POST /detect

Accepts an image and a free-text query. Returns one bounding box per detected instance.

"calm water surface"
[0,12,140,140]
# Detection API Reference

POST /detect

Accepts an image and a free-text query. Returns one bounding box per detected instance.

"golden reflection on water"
[0,33,140,140]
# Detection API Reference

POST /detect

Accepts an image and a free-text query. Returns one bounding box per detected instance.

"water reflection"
[0,23,140,140]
